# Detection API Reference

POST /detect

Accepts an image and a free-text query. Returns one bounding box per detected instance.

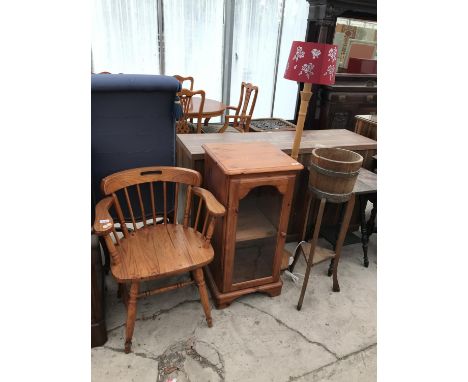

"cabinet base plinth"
[204,267,283,309]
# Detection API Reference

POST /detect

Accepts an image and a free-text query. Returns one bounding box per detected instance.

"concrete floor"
[92,234,376,382]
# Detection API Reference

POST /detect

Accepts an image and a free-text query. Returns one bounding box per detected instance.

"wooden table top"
[202,142,303,175]
[177,129,377,160]
[353,168,377,194]
[187,97,226,118]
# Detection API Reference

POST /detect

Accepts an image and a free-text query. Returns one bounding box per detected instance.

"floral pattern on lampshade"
[284,41,338,85]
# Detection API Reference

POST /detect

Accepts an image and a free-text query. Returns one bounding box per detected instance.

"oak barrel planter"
[308,148,363,202]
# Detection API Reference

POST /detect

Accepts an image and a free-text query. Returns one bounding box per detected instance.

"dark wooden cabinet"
[91,234,107,347]
[202,142,303,308]
[318,74,376,131]
[298,0,377,130]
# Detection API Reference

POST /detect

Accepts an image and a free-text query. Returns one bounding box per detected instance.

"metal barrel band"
[309,186,353,203]
[308,162,360,178]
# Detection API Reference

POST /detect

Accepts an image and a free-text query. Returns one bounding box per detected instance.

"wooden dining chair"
[176,88,205,134]
[202,82,258,133]
[93,166,225,353]
[174,75,194,91]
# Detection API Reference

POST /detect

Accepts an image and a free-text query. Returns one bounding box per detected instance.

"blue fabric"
[91,74,180,93]
[92,74,181,219]
[173,95,184,120]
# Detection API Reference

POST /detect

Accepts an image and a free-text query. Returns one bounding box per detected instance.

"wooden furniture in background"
[91,234,107,347]
[185,97,226,123]
[202,142,303,308]
[318,74,377,131]
[176,88,206,134]
[352,168,377,268]
[174,75,194,91]
[299,0,376,131]
[354,114,377,141]
[93,166,225,353]
[176,129,377,255]
[202,82,258,133]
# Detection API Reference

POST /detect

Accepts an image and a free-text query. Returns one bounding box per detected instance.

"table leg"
[359,195,370,268]
[367,195,377,238]
[332,194,355,292]
[204,117,211,126]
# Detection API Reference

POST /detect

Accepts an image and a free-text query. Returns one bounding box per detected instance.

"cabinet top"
[202,142,304,176]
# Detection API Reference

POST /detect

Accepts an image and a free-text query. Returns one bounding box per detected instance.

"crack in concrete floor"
[107,299,201,332]
[104,336,226,382]
[102,298,375,382]
[287,343,377,382]
[237,301,340,360]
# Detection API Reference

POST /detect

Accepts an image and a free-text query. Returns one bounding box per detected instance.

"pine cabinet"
[202,142,303,308]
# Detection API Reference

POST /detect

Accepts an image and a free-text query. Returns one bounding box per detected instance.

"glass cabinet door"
[232,185,283,285]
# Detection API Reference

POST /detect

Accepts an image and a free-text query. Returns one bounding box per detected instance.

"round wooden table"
[187,97,226,120]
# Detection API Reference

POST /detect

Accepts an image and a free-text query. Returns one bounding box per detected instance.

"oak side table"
[202,142,303,308]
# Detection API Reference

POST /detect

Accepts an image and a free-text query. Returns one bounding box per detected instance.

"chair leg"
[124,282,139,353]
[192,268,213,327]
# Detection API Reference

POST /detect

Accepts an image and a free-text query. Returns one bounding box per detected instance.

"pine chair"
[173,75,194,91]
[93,166,225,353]
[176,88,205,134]
[202,82,258,133]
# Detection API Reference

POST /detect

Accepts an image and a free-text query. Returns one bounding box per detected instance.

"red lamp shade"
[284,41,338,85]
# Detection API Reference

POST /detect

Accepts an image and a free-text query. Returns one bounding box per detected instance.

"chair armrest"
[226,106,238,111]
[192,187,226,217]
[93,196,115,236]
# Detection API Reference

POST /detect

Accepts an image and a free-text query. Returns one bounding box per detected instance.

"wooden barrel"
[308,148,363,201]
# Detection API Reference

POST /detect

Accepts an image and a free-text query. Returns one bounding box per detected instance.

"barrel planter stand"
[289,147,363,310]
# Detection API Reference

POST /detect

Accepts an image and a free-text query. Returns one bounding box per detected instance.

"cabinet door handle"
[280,232,286,238]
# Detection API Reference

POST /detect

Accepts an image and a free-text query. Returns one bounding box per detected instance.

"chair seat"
[111,224,214,282]
[202,124,241,133]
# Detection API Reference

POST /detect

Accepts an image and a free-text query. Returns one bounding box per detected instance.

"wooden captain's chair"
[93,166,225,353]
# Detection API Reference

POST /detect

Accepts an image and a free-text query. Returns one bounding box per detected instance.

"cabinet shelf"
[235,200,277,243]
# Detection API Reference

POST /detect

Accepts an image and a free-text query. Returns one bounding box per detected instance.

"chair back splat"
[101,166,201,233]
[176,88,205,134]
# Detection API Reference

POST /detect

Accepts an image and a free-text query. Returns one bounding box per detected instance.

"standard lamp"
[284,41,338,160]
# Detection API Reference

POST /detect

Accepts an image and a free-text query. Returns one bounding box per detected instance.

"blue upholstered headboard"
[91,74,181,219]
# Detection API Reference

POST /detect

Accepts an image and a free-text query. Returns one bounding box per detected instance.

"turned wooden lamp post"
[284,41,338,160]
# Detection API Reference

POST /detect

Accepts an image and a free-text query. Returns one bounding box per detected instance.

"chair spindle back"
[233,82,258,132]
